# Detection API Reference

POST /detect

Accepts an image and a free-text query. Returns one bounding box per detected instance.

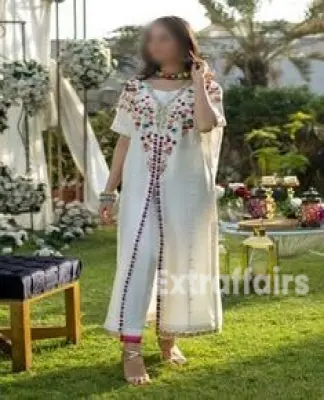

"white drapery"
[0,0,109,229]
[50,60,109,211]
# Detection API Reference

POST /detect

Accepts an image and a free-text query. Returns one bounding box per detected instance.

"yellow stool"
[241,228,278,293]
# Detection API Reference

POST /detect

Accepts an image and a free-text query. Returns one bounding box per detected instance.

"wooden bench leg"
[10,301,32,372]
[65,281,81,344]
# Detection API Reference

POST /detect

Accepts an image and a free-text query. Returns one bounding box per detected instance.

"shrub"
[219,85,324,193]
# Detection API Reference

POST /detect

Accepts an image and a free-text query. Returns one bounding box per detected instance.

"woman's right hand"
[99,202,115,226]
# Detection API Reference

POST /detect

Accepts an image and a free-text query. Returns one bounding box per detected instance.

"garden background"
[0,0,324,399]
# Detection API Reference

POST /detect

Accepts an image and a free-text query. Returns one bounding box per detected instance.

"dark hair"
[139,16,203,80]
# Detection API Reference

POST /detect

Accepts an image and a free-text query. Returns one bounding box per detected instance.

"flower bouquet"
[0,164,46,215]
[0,60,51,117]
[60,39,112,91]
[218,183,251,221]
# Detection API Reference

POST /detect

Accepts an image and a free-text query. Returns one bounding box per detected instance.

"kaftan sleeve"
[111,81,137,138]
[200,80,226,179]
[207,80,227,128]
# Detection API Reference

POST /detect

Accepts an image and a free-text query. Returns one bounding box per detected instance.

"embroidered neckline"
[143,81,192,109]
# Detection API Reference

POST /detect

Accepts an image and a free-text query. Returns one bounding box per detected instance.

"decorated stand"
[219,175,324,257]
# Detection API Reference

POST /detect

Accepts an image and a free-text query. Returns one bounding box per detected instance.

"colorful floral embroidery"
[118,78,222,172]
[117,79,138,113]
[170,92,195,134]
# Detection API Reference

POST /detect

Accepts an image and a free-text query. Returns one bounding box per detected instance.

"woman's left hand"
[191,61,208,86]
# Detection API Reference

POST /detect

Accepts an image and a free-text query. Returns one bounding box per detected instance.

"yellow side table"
[241,228,278,293]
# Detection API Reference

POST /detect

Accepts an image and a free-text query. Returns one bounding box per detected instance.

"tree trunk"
[241,58,269,87]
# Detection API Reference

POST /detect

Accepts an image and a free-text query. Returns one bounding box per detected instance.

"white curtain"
[0,0,109,228]
[0,0,52,229]
[50,61,109,212]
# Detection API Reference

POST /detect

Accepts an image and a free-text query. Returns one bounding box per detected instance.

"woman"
[100,16,226,385]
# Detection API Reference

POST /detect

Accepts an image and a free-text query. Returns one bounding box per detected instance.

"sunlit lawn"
[0,228,323,399]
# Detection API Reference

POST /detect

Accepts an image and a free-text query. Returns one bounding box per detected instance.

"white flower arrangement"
[34,246,62,257]
[38,199,99,251]
[0,60,51,117]
[0,96,11,133]
[60,39,112,91]
[0,214,28,254]
[0,164,46,215]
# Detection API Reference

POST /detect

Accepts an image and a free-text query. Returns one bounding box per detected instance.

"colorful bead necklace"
[155,70,191,80]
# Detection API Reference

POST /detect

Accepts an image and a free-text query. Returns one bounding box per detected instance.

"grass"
[0,228,324,399]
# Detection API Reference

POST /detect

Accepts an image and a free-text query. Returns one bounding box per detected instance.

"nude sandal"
[122,347,151,385]
[158,337,187,365]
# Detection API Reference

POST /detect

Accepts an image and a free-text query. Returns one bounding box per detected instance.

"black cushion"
[0,256,82,301]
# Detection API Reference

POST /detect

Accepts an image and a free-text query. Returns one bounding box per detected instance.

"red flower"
[234,186,251,200]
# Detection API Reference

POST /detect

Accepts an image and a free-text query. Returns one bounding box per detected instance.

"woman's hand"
[99,201,115,226]
[191,61,208,86]
[191,61,218,132]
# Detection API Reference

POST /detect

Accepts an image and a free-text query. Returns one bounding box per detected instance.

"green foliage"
[224,85,318,137]
[219,85,324,193]
[252,146,281,176]
[279,152,309,174]
[245,127,281,148]
[244,112,311,177]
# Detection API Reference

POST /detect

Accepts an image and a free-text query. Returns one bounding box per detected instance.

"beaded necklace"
[155,70,191,80]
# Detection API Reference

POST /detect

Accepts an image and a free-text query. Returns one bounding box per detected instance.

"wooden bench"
[0,256,82,372]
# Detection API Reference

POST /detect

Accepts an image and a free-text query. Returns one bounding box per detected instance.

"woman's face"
[146,22,182,65]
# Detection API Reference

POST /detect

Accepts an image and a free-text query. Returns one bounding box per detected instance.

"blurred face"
[146,22,182,65]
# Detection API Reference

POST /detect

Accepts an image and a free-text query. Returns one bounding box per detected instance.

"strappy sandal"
[158,337,187,365]
[122,346,151,385]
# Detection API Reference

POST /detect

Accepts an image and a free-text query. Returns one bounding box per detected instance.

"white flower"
[290,197,302,210]
[72,227,84,237]
[63,231,75,240]
[228,182,246,191]
[2,247,13,255]
[0,60,51,117]
[0,164,46,214]
[215,185,225,200]
[34,247,53,257]
[35,238,45,247]
[15,238,24,247]
[45,225,61,235]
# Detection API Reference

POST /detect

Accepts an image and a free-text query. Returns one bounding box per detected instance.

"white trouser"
[104,201,158,338]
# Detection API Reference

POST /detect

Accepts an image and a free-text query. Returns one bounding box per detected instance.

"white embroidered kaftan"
[104,78,226,337]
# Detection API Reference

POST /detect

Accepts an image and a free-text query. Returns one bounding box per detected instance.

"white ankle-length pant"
[104,201,159,337]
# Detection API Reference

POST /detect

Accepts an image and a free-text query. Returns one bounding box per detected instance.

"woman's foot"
[158,337,187,365]
[122,343,151,385]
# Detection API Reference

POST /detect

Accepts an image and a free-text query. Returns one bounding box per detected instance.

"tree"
[106,25,143,76]
[199,0,324,86]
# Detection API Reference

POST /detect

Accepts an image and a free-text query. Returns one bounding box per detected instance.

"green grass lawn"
[0,228,324,400]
